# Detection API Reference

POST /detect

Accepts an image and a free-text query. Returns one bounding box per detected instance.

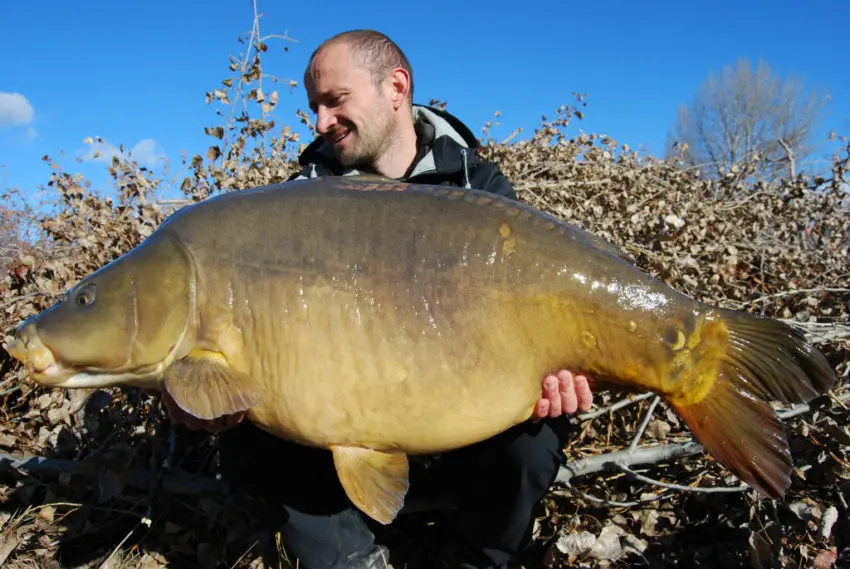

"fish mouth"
[4,329,151,389]
[4,332,67,385]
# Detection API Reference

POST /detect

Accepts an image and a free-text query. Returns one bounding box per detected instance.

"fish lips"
[4,329,146,389]
[5,333,75,386]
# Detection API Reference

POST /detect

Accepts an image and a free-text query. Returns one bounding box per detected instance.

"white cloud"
[0,92,35,128]
[127,138,166,166]
[83,137,167,167]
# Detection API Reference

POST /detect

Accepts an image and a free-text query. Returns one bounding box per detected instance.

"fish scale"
[3,175,836,526]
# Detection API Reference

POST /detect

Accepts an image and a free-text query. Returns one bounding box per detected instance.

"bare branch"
[614,463,749,494]
[557,398,836,488]
[96,516,152,569]
[557,441,705,485]
[571,392,656,422]
[777,138,796,178]
[776,403,812,420]
[555,484,672,508]
[1,291,61,311]
[0,451,226,496]
[731,287,850,306]
[630,395,661,452]
[259,32,299,43]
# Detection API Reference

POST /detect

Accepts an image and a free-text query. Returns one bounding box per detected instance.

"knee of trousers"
[487,420,568,479]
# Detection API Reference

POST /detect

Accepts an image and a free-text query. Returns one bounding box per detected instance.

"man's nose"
[316,107,336,134]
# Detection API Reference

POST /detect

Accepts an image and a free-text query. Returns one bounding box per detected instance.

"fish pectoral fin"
[331,445,409,525]
[163,350,262,421]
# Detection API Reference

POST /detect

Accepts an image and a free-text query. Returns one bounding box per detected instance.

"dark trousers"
[216,417,572,569]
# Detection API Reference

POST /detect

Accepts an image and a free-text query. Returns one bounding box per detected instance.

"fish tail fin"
[673,379,792,498]
[672,308,835,499]
[714,307,835,403]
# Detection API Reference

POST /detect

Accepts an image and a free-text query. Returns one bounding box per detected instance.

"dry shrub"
[0,11,848,569]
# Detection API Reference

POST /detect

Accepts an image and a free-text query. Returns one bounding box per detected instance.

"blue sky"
[1,0,847,204]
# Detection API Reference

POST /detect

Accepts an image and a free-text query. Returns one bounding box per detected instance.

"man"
[200,30,593,569]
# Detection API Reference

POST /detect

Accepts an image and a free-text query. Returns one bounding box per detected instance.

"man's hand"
[533,370,593,422]
[158,389,246,434]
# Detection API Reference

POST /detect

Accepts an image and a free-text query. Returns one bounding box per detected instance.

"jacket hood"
[297,104,481,185]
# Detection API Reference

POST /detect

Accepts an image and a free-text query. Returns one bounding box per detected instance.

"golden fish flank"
[2,175,836,526]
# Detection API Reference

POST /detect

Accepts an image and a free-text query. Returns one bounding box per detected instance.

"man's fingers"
[533,399,550,422]
[557,370,578,415]
[573,373,594,411]
[543,374,562,418]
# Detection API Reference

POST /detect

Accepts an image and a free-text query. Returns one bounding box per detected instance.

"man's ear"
[388,68,411,110]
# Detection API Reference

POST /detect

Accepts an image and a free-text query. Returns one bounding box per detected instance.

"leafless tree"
[667,57,830,182]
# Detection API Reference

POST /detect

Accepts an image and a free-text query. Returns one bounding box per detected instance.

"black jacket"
[288,105,517,201]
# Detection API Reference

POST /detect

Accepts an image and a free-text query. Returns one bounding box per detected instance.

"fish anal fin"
[331,445,409,525]
[673,375,792,500]
[163,349,262,420]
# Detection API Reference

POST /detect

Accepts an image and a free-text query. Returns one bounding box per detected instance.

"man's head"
[304,30,415,171]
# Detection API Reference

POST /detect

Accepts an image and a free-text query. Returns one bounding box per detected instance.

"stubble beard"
[338,108,396,172]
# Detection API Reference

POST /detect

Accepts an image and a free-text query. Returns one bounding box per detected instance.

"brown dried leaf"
[646,419,671,440]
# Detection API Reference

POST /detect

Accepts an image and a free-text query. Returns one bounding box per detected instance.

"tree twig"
[778,138,796,179]
[555,483,672,508]
[0,291,58,311]
[630,395,661,452]
[614,463,749,493]
[557,441,705,485]
[733,287,850,306]
[571,392,656,423]
[97,516,151,569]
[777,403,811,420]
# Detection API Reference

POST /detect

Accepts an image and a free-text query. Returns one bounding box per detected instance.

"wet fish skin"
[3,176,836,524]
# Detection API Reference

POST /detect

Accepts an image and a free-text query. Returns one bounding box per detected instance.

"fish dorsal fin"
[163,349,262,420]
[346,173,394,182]
[331,445,409,525]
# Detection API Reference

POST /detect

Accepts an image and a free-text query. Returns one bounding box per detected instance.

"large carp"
[4,176,835,524]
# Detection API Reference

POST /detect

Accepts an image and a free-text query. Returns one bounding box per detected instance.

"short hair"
[310,30,414,103]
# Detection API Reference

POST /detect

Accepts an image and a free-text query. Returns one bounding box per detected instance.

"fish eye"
[75,285,97,307]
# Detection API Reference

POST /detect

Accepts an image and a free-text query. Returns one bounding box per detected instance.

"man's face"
[304,42,395,168]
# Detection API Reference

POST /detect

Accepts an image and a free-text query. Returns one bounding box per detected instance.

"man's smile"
[331,129,351,146]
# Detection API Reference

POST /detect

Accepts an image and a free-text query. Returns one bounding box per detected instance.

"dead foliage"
[1,5,848,569]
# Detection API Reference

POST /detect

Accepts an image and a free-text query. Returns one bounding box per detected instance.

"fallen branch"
[614,463,749,493]
[778,320,850,344]
[0,452,226,496]
[556,441,705,486]
[556,399,839,487]
[556,484,672,508]
[629,395,661,452]
[739,287,850,305]
[571,392,655,423]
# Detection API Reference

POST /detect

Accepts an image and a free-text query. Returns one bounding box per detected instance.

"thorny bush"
[0,14,848,569]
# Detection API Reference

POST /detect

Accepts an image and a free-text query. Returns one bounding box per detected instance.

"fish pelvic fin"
[163,349,262,420]
[331,445,409,525]
[669,308,836,500]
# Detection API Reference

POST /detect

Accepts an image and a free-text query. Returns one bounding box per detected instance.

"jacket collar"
[297,104,479,184]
